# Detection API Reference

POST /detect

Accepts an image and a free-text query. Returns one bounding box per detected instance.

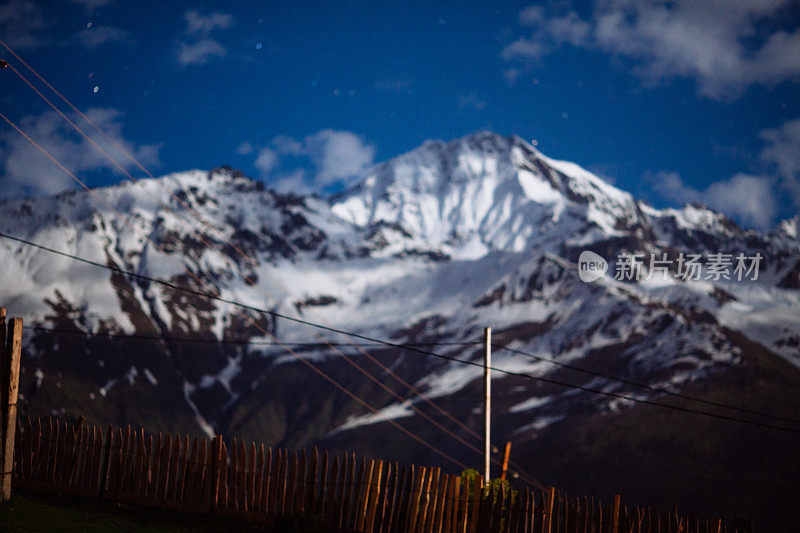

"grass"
[0,488,327,532]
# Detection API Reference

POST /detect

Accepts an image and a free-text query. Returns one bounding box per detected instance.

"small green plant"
[459,469,517,505]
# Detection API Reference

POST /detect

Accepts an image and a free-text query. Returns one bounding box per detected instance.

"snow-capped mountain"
[331,133,642,259]
[1,132,798,482]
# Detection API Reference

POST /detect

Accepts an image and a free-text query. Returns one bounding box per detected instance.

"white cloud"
[0,0,52,50]
[254,147,277,175]
[249,130,376,193]
[458,94,487,111]
[650,171,777,230]
[177,38,227,66]
[304,130,376,187]
[503,68,522,85]
[649,116,800,227]
[502,37,546,61]
[71,25,132,49]
[0,108,160,200]
[506,1,800,98]
[71,0,111,11]
[176,9,232,66]
[374,78,412,93]
[235,142,254,155]
[760,118,800,207]
[270,135,304,156]
[183,9,233,36]
[272,169,309,195]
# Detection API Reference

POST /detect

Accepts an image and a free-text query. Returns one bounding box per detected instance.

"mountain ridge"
[0,131,797,461]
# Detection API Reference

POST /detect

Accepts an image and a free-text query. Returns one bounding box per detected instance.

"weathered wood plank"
[317,450,328,516]
[219,441,229,509]
[0,317,22,501]
[468,475,483,533]
[390,463,405,533]
[262,446,274,515]
[253,442,264,513]
[374,461,392,533]
[408,465,425,533]
[306,447,318,512]
[356,458,375,532]
[295,449,306,514]
[174,435,189,502]
[325,455,339,527]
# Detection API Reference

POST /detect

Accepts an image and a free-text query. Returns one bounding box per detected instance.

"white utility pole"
[483,326,491,485]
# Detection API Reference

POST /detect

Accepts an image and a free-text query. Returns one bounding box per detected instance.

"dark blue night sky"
[1,0,798,228]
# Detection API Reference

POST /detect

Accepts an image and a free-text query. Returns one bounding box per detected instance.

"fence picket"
[228,438,238,510]
[283,450,296,515]
[317,450,328,515]
[273,448,285,515]
[218,441,229,509]
[279,449,290,516]
[123,427,137,494]
[354,458,372,531]
[407,465,425,532]
[59,419,73,487]
[338,454,353,529]
[199,439,210,507]
[264,446,275,515]
[182,437,198,503]
[432,471,448,533]
[237,439,248,511]
[8,416,742,531]
[168,436,181,502]
[467,475,482,533]
[159,433,173,500]
[374,461,391,533]
[267,448,280,514]
[442,474,455,533]
[54,419,66,488]
[490,485,505,533]
[174,435,189,502]
[295,449,306,513]
[72,422,84,487]
[389,465,409,533]
[326,455,339,526]
[245,442,255,512]
[306,447,318,512]
[253,442,264,513]
[20,418,30,480]
[421,467,440,533]
[366,460,384,533]
[132,429,145,496]
[114,426,128,494]
[43,418,53,483]
[99,426,114,496]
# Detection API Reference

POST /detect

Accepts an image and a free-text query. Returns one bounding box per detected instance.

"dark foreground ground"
[0,488,327,532]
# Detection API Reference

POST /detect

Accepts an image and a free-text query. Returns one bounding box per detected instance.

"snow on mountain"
[0,133,798,448]
[331,132,642,259]
[778,214,800,241]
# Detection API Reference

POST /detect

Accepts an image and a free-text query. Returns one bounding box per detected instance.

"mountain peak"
[330,131,641,258]
[778,214,800,240]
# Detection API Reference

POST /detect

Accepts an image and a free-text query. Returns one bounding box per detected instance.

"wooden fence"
[10,415,751,532]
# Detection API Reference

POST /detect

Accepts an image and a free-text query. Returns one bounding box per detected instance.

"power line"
[3,230,800,436]
[0,48,524,478]
[0,75,540,485]
[2,40,796,489]
[0,112,475,475]
[22,325,478,348]
[492,342,800,427]
[1,231,472,473]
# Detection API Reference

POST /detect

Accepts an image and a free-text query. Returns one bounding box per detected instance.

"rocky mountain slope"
[1,132,799,523]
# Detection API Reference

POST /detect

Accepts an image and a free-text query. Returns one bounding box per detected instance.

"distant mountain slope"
[0,134,798,512]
